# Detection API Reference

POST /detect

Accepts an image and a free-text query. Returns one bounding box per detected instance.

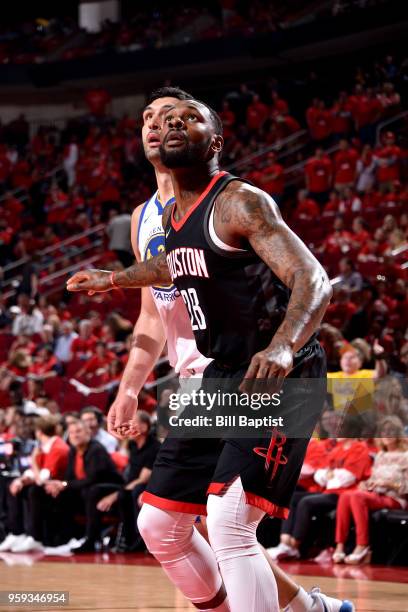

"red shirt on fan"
[334,147,359,185]
[256,155,285,195]
[36,437,70,480]
[294,196,320,220]
[85,88,111,116]
[315,440,372,495]
[71,335,98,358]
[305,154,333,193]
[350,93,382,128]
[246,96,269,131]
[331,99,353,135]
[375,144,402,183]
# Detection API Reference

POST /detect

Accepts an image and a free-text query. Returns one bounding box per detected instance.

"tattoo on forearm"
[114,253,172,288]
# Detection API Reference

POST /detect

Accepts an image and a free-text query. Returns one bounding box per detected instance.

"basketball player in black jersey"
[68,98,336,612]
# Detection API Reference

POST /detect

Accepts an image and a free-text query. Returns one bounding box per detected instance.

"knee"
[137,504,189,552]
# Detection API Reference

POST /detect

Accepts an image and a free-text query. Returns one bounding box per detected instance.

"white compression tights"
[206,478,279,612]
[138,503,230,611]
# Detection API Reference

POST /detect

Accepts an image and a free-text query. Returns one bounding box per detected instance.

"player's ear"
[212,135,224,154]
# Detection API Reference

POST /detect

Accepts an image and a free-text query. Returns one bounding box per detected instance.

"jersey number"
[180,288,207,331]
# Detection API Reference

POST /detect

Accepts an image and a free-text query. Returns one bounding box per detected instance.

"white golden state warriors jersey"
[137,191,210,376]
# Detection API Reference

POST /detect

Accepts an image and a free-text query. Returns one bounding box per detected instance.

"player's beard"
[159,138,208,168]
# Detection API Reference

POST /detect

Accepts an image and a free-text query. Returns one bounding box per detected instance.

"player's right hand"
[107,391,140,439]
[66,269,113,296]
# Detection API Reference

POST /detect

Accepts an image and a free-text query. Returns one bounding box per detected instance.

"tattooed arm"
[67,203,174,294]
[214,182,332,381]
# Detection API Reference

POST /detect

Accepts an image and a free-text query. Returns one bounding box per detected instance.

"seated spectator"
[251,152,284,202]
[80,406,118,453]
[54,321,78,366]
[327,343,387,415]
[292,189,319,222]
[75,341,115,379]
[324,288,358,330]
[267,437,372,560]
[350,217,370,250]
[336,258,363,292]
[71,319,98,359]
[44,419,123,548]
[80,411,160,553]
[11,294,44,337]
[333,416,408,564]
[0,416,70,553]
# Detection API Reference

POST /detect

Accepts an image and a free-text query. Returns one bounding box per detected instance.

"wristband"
[110,271,119,289]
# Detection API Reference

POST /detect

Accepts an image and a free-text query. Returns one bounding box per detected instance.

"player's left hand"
[240,341,293,393]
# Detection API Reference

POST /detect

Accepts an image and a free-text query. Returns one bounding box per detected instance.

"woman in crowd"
[268,434,372,560]
[333,415,408,564]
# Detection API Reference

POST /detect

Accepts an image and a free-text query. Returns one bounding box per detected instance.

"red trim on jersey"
[207,483,289,519]
[171,171,227,231]
[141,491,207,515]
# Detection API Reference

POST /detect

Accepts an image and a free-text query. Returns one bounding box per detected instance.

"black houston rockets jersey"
[164,171,291,367]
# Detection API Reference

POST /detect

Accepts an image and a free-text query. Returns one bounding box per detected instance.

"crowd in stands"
[0,50,407,562]
[0,1,384,65]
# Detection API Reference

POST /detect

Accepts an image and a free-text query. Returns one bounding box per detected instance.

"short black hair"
[146,86,194,106]
[81,406,104,426]
[193,98,223,136]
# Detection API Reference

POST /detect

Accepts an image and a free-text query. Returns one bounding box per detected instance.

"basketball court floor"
[0,553,407,612]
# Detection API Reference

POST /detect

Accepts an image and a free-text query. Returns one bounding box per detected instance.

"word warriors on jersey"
[167,248,209,280]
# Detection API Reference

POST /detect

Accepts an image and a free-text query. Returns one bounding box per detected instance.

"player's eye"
[165,115,173,123]
[187,114,198,121]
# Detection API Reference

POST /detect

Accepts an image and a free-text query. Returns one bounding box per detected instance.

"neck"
[386,442,398,451]
[154,166,174,204]
[171,160,220,218]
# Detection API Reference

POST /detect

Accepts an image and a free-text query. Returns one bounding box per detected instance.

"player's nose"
[167,114,184,129]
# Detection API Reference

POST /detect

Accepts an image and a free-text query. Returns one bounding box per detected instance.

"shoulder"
[131,200,149,230]
[216,180,280,222]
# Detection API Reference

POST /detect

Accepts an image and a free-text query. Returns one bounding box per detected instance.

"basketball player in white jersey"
[67,88,354,612]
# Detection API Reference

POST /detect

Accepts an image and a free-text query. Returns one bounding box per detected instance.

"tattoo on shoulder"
[216,182,281,235]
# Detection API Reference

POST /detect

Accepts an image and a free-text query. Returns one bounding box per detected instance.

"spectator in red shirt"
[374,132,402,190]
[255,152,285,202]
[304,147,333,204]
[306,99,332,144]
[330,91,353,139]
[269,91,289,118]
[85,88,111,117]
[246,94,268,132]
[293,189,320,222]
[320,217,353,265]
[325,288,358,329]
[350,87,382,144]
[350,217,371,249]
[218,100,236,140]
[71,320,98,360]
[75,342,115,379]
[334,139,359,193]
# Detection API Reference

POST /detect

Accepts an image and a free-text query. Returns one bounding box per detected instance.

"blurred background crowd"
[0,0,407,566]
